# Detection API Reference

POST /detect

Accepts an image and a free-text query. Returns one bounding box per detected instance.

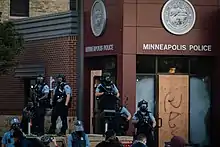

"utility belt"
[53,95,66,106]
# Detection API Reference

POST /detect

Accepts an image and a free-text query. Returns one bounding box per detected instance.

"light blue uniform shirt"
[54,84,72,96]
[1,130,14,147]
[120,107,131,118]
[42,85,49,94]
[67,133,90,147]
[95,83,119,94]
[132,111,156,122]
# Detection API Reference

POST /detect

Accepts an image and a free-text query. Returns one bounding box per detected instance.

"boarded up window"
[10,0,29,17]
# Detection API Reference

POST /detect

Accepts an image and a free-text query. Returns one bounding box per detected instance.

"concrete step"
[50,134,133,147]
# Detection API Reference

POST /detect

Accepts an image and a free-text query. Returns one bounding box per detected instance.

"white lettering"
[85,44,114,52]
[143,44,212,52]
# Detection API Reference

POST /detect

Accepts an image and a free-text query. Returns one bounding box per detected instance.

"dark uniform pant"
[35,106,45,134]
[109,116,129,136]
[50,103,68,133]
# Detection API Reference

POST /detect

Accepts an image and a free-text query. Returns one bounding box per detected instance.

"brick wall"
[0,36,77,116]
[0,0,69,21]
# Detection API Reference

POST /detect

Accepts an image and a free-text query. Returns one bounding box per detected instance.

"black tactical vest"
[36,83,46,98]
[98,83,115,93]
[54,83,67,104]
[135,110,152,135]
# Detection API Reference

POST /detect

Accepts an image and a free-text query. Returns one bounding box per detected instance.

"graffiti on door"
[164,89,183,136]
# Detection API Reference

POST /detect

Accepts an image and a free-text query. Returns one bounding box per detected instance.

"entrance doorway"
[136,56,212,147]
[90,70,102,134]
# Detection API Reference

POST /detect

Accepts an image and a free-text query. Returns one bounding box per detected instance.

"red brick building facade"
[0,12,78,116]
[0,36,77,116]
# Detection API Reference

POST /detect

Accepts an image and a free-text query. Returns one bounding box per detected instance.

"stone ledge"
[0,115,76,136]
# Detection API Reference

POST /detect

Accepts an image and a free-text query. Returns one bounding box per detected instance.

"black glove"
[104,92,110,95]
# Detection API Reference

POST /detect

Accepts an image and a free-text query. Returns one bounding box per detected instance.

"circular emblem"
[90,0,107,37]
[161,0,196,35]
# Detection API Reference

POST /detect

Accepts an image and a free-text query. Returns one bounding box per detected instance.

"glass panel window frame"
[10,0,29,17]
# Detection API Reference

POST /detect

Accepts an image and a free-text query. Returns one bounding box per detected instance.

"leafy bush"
[0,21,24,74]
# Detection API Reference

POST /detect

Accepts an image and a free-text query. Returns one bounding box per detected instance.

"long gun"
[30,84,38,107]
[49,76,55,107]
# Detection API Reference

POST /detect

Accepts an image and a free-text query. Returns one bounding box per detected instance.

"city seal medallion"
[161,0,196,35]
[90,0,107,37]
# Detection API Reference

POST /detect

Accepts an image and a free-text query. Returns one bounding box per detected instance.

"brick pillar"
[118,54,136,135]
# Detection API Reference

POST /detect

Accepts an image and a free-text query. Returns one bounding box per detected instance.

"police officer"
[33,75,49,136]
[48,74,72,136]
[95,73,120,98]
[1,117,21,147]
[132,100,156,147]
[112,99,131,135]
[21,102,36,134]
[67,121,90,147]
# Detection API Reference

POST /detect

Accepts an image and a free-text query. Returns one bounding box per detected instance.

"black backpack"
[71,132,86,147]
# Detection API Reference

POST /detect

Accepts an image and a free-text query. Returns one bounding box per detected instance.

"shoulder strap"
[39,83,46,91]
[71,132,77,140]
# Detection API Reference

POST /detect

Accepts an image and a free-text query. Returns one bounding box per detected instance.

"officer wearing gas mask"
[32,75,49,136]
[21,102,36,134]
[95,73,120,98]
[132,100,156,147]
[1,117,21,147]
[48,74,72,136]
[112,99,131,135]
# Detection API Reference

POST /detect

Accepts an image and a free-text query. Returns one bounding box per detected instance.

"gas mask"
[10,117,21,130]
[57,77,63,85]
[140,104,148,112]
[102,76,111,86]
[37,76,44,84]
[11,123,20,130]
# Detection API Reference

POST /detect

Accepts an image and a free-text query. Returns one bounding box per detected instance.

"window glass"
[136,55,155,74]
[10,0,29,17]
[136,75,155,114]
[190,57,213,76]
[190,76,211,146]
[158,57,189,73]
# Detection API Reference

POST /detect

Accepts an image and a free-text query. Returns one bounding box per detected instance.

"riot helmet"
[37,75,44,84]
[138,100,148,112]
[102,72,112,85]
[56,74,66,84]
[74,120,84,132]
[74,120,84,138]
[10,117,20,130]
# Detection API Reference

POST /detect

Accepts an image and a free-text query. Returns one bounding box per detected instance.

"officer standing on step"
[48,74,72,136]
[95,72,120,98]
[33,75,50,136]
[132,100,156,147]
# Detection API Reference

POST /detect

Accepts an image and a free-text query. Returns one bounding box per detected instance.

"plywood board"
[158,75,189,147]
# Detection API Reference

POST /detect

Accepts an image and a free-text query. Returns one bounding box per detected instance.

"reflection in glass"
[136,75,155,114]
[158,57,189,73]
[190,77,210,146]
